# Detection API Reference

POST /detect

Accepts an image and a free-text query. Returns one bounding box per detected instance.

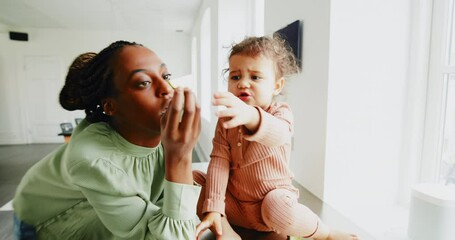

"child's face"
[227,54,283,110]
[108,46,174,138]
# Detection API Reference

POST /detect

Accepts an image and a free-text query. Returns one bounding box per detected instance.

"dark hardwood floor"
[0,143,61,240]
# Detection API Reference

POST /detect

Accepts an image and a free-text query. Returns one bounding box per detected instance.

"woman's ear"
[274,77,286,95]
[102,98,116,116]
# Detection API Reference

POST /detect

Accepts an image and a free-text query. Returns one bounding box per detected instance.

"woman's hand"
[160,87,201,184]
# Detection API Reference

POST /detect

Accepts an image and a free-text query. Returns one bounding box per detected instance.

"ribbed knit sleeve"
[244,102,293,146]
[203,120,231,215]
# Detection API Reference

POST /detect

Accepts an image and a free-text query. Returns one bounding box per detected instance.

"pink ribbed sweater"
[202,102,297,215]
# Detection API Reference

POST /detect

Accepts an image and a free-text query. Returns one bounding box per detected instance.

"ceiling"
[0,0,203,33]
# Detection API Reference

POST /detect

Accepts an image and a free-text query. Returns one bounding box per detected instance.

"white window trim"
[398,0,434,205]
[421,0,454,183]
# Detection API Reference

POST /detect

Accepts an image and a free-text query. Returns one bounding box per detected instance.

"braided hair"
[59,40,142,123]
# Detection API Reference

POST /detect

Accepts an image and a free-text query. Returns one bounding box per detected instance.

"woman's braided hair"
[59,40,141,123]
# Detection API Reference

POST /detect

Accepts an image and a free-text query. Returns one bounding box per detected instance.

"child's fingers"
[195,221,210,239]
[214,219,223,236]
[213,91,233,99]
[213,92,237,107]
[215,108,235,118]
[222,118,241,129]
[196,228,208,240]
[212,97,232,108]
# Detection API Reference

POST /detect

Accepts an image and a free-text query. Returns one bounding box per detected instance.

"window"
[200,8,211,122]
[440,73,455,184]
[423,0,455,185]
[191,36,198,97]
[441,0,455,184]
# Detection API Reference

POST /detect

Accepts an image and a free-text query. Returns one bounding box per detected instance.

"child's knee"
[262,189,297,209]
[261,189,298,230]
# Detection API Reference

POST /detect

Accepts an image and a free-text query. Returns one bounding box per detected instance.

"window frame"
[421,0,455,183]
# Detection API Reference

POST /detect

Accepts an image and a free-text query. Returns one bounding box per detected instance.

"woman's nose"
[158,79,174,97]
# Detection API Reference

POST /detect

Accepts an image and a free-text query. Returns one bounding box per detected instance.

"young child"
[193,36,358,240]
[13,41,201,239]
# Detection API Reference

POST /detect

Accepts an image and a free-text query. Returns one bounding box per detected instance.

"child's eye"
[251,75,262,80]
[163,73,172,80]
[230,75,241,81]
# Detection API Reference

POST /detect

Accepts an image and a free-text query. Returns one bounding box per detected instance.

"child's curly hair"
[228,35,300,79]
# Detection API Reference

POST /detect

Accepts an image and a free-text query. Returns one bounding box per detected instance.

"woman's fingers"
[161,88,200,184]
[192,100,201,138]
[164,87,185,132]
[179,88,197,133]
[161,87,201,149]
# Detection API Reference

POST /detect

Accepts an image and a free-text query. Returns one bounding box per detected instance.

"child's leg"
[261,189,358,240]
[261,188,329,239]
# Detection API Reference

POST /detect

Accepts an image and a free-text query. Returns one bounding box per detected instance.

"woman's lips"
[160,98,172,117]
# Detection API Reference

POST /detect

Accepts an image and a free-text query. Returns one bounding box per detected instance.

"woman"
[13,40,201,239]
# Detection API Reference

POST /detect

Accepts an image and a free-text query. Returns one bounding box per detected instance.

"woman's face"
[107,45,174,144]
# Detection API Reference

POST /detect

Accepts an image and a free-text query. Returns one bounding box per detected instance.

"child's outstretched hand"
[195,212,223,240]
[213,92,260,132]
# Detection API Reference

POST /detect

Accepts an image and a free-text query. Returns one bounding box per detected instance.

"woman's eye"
[163,73,172,80]
[138,81,151,88]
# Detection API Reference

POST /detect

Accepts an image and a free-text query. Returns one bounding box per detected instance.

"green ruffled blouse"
[13,120,201,239]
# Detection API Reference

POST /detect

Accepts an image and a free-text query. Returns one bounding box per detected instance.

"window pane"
[440,74,455,185]
[448,0,455,66]
[200,8,211,122]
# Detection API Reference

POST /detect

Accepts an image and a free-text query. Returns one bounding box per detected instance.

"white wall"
[0,26,191,144]
[265,0,411,213]
[265,0,331,199]
[325,0,410,210]
[191,0,263,162]
[191,0,219,162]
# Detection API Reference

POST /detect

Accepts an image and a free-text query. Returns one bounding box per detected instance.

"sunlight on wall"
[200,8,211,122]
[191,37,198,97]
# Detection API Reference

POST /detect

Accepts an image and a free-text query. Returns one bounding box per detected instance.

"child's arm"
[243,103,293,147]
[213,91,293,146]
[212,91,260,133]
